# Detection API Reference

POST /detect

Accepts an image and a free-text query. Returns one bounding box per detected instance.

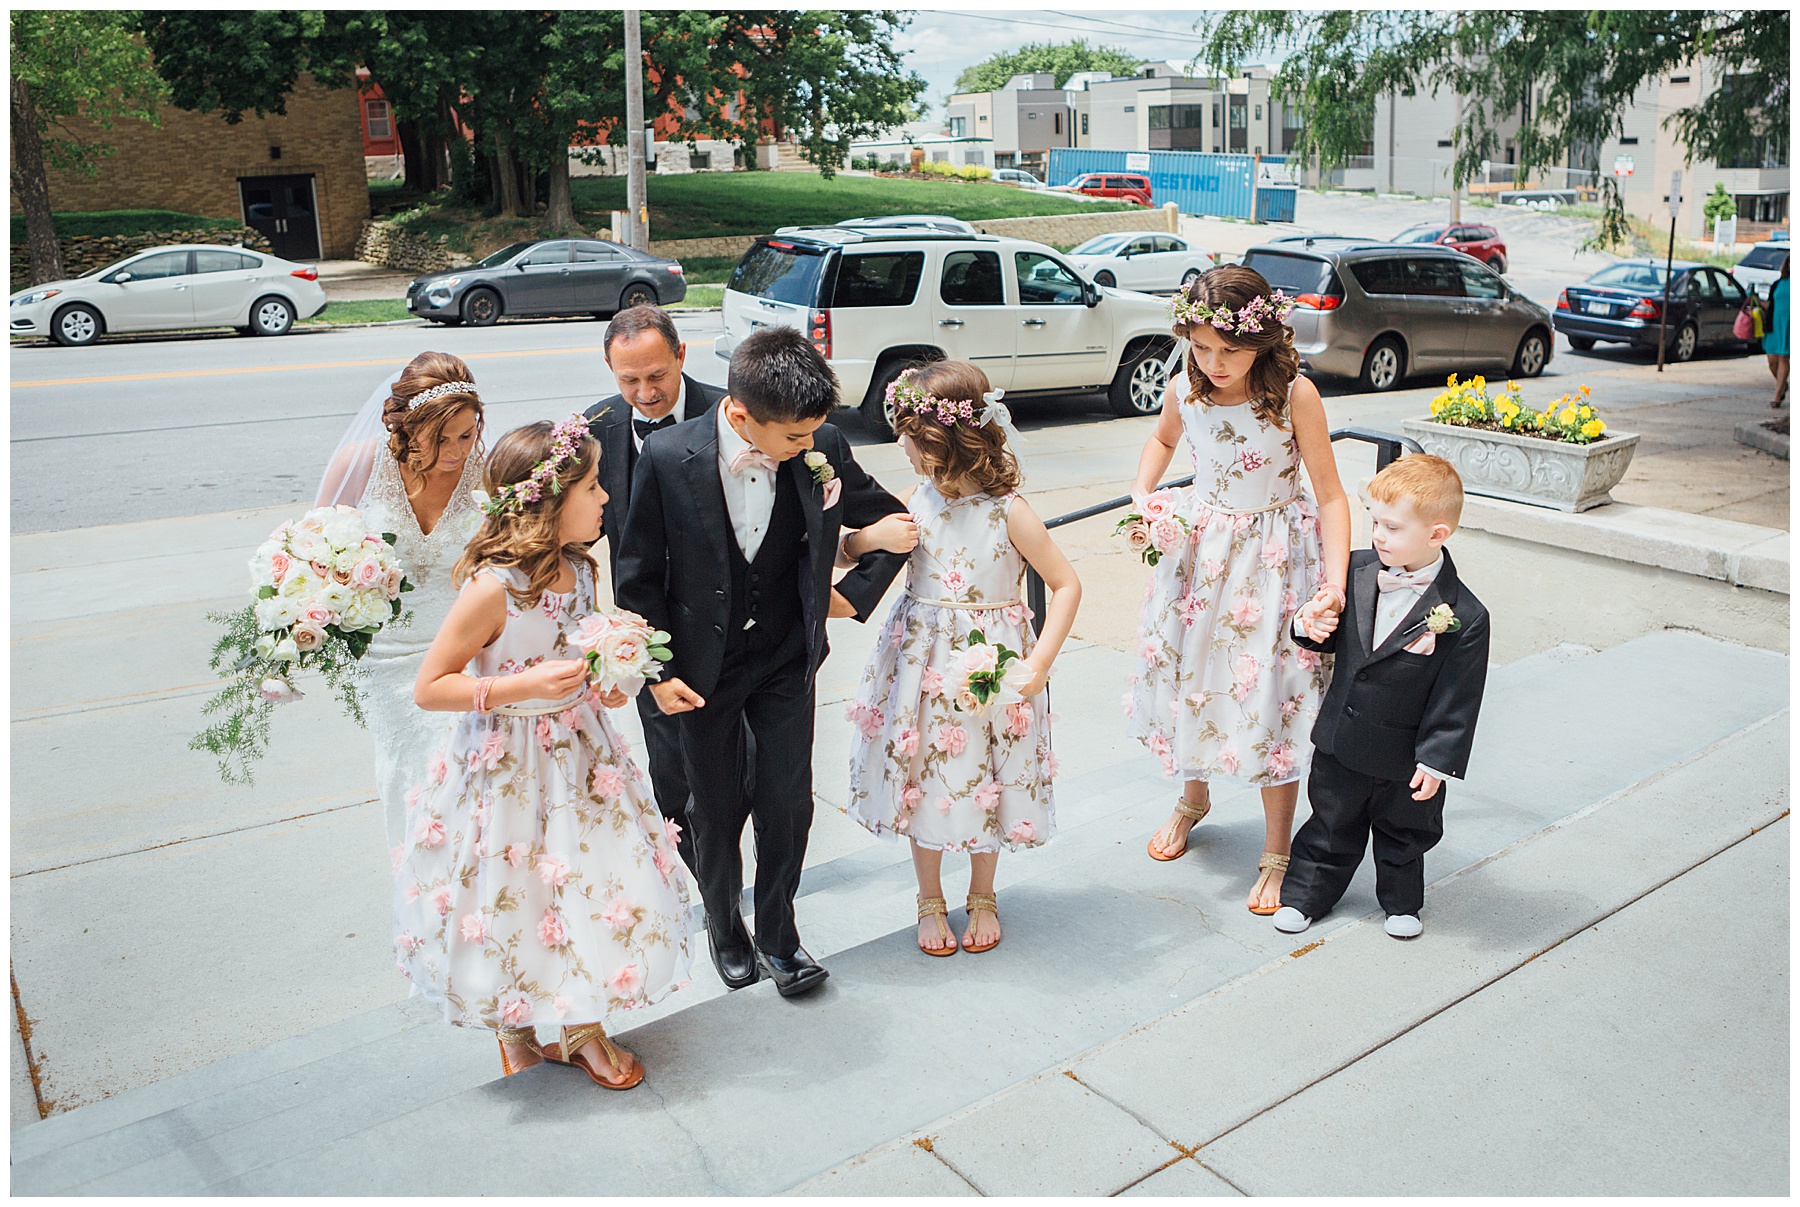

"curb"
[1733,419,1790,460]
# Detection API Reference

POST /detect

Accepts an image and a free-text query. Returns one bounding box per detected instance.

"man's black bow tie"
[634,414,677,440]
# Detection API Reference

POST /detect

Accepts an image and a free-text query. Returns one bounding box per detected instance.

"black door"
[238,175,320,260]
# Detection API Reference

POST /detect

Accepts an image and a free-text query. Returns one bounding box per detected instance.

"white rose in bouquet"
[320,509,368,551]
[256,594,303,631]
[341,590,391,633]
[318,581,355,616]
[288,528,329,564]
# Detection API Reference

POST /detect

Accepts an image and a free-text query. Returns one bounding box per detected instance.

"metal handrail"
[1023,427,1422,634]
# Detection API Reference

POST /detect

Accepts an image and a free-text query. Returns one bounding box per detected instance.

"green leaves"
[12,11,167,174]
[955,38,1142,94]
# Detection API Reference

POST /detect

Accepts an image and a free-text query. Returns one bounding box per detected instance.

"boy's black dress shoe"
[708,912,760,990]
[755,945,829,998]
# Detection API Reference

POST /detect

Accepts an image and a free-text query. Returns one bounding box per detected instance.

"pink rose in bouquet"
[569,608,672,692]
[1116,492,1190,566]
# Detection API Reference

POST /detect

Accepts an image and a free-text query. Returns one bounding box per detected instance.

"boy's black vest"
[724,468,804,643]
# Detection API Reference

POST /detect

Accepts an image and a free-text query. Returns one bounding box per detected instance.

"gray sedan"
[407,238,687,326]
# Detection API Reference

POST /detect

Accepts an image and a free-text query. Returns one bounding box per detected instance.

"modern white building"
[946,72,1076,177]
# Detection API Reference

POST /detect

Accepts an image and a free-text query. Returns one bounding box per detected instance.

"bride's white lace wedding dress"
[356,447,486,849]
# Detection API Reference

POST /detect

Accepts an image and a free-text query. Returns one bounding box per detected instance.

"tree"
[11,11,168,284]
[1703,181,1737,223]
[1196,10,1789,247]
[954,38,1142,94]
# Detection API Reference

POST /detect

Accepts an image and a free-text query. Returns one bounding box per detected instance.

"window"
[1014,251,1084,305]
[1229,102,1248,128]
[1080,113,1088,135]
[1241,251,1334,295]
[1124,235,1156,256]
[1351,257,1463,296]
[1687,270,1718,300]
[1254,104,1262,120]
[1620,136,1639,145]
[1740,246,1791,270]
[1156,236,1186,253]
[1458,261,1502,299]
[1717,272,1746,303]
[573,242,622,262]
[194,250,257,273]
[1054,112,1062,135]
[365,97,391,141]
[728,242,829,305]
[994,152,1015,168]
[1669,75,1690,85]
[963,150,983,166]
[1437,139,1453,148]
[931,151,949,163]
[1148,103,1205,149]
[120,251,190,279]
[831,251,925,308]
[689,150,712,171]
[940,250,1005,306]
[1719,131,1788,170]
[1123,105,1135,113]
[947,117,966,137]
[520,243,570,266]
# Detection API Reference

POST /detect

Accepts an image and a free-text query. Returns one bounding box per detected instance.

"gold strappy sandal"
[1247,851,1290,916]
[963,893,1001,954]
[496,1027,543,1077]
[545,1021,644,1091]
[1147,794,1211,861]
[917,895,957,957]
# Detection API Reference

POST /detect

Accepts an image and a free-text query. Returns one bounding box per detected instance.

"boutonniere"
[804,450,841,508]
[1399,603,1460,655]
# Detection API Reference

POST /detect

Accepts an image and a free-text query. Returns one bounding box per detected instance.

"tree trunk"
[396,117,425,192]
[10,79,65,285]
[493,133,524,217]
[544,154,577,232]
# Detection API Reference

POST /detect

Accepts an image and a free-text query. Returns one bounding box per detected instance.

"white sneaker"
[1385,914,1423,939]
[1272,906,1312,934]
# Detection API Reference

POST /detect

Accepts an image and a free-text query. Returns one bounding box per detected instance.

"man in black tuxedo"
[615,325,909,997]
[1275,455,1489,941]
[586,305,726,876]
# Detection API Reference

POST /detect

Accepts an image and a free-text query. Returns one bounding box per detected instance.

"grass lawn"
[300,299,413,325]
[10,209,245,241]
[672,284,724,309]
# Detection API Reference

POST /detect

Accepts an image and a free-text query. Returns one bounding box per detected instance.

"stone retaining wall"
[353,219,458,275]
[10,226,272,290]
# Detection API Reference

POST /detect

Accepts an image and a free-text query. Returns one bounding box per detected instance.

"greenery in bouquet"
[1428,375,1609,445]
[953,630,1023,713]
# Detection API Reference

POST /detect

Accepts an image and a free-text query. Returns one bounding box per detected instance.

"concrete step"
[9,631,1788,1193]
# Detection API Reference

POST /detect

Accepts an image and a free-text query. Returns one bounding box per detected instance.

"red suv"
[1055,172,1153,207]
[1393,223,1508,274]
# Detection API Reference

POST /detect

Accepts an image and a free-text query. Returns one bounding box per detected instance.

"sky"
[894,9,1276,115]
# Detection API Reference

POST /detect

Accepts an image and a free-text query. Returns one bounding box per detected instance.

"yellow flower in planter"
[1581,419,1606,439]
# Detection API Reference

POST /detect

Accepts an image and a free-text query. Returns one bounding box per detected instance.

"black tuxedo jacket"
[1294,547,1489,781]
[613,413,906,697]
[586,374,728,586]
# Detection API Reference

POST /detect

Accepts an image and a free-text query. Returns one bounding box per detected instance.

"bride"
[317,352,486,849]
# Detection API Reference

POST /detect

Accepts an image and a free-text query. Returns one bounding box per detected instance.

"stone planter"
[1401,418,1641,512]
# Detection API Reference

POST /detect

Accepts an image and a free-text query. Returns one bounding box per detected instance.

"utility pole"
[1656,169,1681,372]
[624,9,649,251]
[1450,12,1464,223]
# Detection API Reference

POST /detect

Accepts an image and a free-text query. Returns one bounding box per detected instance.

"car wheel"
[1567,335,1596,351]
[249,295,295,336]
[1358,337,1405,392]
[1488,255,1507,274]
[860,358,922,441]
[50,303,102,347]
[1511,329,1549,378]
[619,283,657,311]
[1092,270,1116,288]
[1108,341,1171,418]
[462,288,501,326]
[1669,321,1699,363]
[1181,268,1201,288]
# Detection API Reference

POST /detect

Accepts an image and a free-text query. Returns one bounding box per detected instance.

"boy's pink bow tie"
[1376,568,1431,595]
[729,449,777,474]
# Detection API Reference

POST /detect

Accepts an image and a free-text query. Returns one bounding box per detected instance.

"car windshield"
[1587,263,1669,289]
[1071,234,1129,256]
[1738,246,1788,270]
[1393,227,1445,244]
[1241,250,1334,295]
[475,242,536,269]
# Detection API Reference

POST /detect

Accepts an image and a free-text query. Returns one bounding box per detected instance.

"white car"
[1732,241,1789,300]
[1065,231,1215,293]
[992,168,1045,189]
[720,224,1178,438]
[9,243,329,346]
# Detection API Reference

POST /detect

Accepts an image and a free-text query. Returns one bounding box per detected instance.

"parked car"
[1553,259,1755,362]
[991,168,1045,189]
[1392,223,1509,274]
[718,226,1177,437]
[1732,242,1790,300]
[1064,231,1214,292]
[1240,239,1554,391]
[9,244,327,346]
[407,238,685,326]
[832,214,979,235]
[1050,172,1153,207]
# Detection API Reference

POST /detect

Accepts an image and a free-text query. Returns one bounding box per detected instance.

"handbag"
[1735,302,1766,342]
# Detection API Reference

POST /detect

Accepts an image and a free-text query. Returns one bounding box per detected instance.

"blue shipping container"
[1050,149,1295,224]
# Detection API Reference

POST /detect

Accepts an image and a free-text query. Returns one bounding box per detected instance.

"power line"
[1044,10,1216,46]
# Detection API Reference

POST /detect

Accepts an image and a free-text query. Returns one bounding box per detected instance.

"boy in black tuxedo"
[586,305,727,876]
[1275,454,1489,940]
[615,325,912,997]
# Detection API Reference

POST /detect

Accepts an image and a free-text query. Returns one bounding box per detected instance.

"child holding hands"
[846,361,1081,956]
[1127,266,1351,914]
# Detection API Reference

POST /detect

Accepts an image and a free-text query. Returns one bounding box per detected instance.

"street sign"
[1612,154,1635,177]
[1668,169,1682,220]
[1125,152,1150,172]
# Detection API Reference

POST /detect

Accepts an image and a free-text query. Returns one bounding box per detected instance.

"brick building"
[13,73,367,260]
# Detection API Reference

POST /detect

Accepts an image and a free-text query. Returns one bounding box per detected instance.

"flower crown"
[1168,289,1294,337]
[471,413,587,517]
[405,380,480,409]
[885,369,1011,431]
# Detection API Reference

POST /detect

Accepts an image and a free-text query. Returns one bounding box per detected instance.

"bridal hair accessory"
[473,413,588,517]
[1168,289,1294,337]
[405,380,480,409]
[978,387,1024,444]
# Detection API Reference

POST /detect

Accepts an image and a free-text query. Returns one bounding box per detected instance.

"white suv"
[717,225,1177,438]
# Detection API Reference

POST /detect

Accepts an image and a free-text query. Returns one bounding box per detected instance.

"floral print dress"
[846,483,1055,853]
[1126,386,1328,786]
[393,561,693,1033]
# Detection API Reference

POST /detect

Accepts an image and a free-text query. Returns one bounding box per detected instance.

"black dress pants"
[1282,749,1446,919]
[636,690,697,877]
[678,626,814,957]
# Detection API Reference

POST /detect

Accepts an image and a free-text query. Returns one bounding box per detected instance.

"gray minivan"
[1241,240,1554,391]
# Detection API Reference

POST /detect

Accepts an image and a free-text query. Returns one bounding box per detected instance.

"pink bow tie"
[1376,568,1430,596]
[729,448,777,474]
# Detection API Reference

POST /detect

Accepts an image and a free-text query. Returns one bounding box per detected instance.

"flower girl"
[845,361,1081,956]
[393,416,692,1090]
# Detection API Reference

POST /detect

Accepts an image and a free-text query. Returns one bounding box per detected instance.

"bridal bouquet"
[569,608,672,693]
[190,506,413,783]
[952,630,1030,715]
[1115,489,1191,566]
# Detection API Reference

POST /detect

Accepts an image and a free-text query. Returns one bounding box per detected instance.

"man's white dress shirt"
[715,404,776,562]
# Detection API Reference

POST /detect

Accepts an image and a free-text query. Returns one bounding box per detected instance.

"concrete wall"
[13,74,368,259]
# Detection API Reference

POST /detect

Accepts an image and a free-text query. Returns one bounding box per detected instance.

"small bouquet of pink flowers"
[568,609,672,693]
[953,630,1033,714]
[1114,489,1191,567]
[192,505,414,784]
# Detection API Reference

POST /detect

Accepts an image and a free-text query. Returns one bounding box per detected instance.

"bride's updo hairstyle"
[891,359,1021,497]
[385,351,485,480]
[453,420,599,609]
[1174,265,1301,430]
